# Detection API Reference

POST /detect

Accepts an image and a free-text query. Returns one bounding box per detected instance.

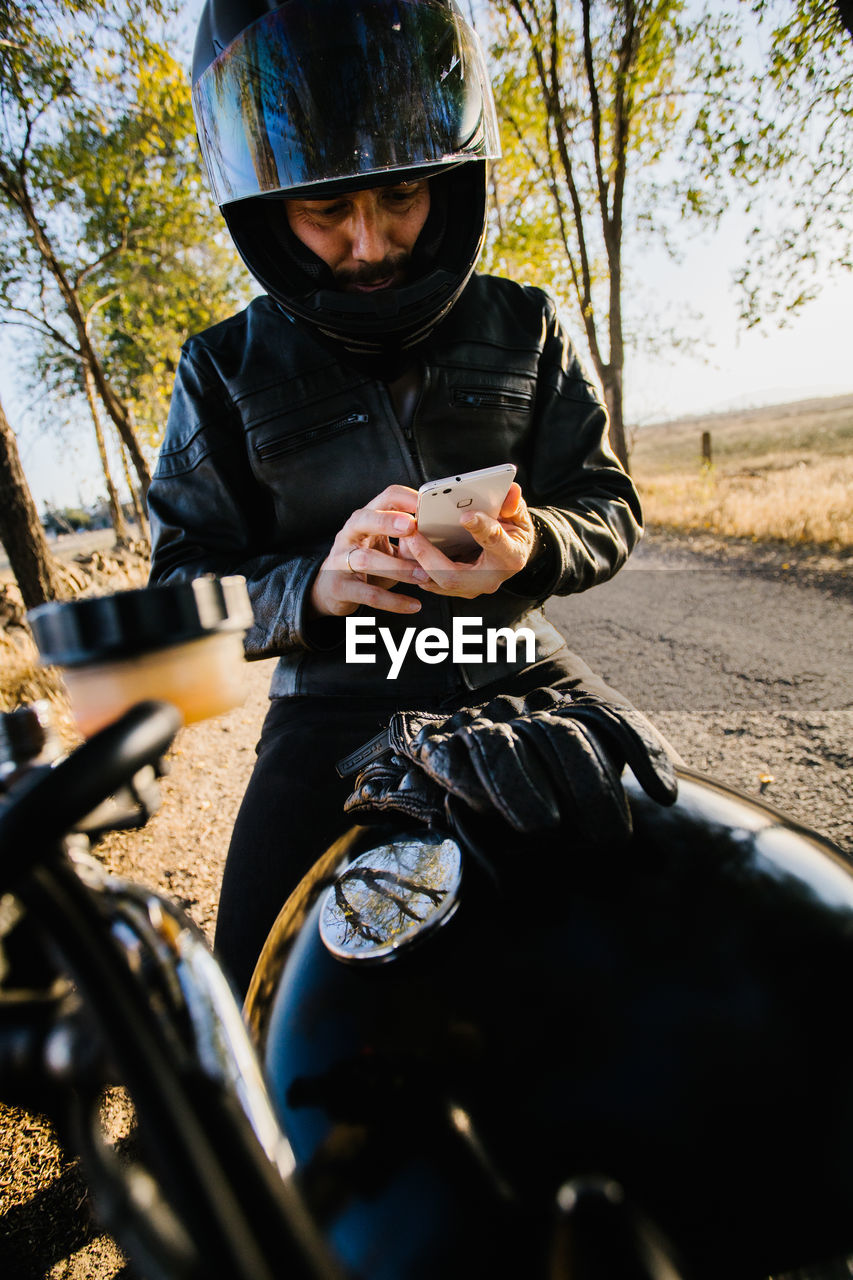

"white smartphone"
[416,463,517,559]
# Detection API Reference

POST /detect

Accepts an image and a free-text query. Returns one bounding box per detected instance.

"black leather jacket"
[148,273,643,698]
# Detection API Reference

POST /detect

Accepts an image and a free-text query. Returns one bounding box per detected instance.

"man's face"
[284,179,430,292]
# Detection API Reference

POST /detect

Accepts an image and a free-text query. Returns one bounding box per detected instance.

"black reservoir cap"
[28,576,253,668]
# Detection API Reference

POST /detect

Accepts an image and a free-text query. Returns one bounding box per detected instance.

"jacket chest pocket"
[254,411,369,462]
[250,406,405,544]
[421,381,536,476]
[451,387,534,414]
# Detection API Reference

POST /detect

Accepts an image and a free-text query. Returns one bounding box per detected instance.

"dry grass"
[0,540,150,736]
[0,602,76,744]
[631,394,853,549]
[0,626,64,712]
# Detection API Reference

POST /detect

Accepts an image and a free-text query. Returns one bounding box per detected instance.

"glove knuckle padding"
[344,687,678,842]
[468,720,562,830]
[515,714,628,841]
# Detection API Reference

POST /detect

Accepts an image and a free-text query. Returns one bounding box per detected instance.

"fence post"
[701,431,712,467]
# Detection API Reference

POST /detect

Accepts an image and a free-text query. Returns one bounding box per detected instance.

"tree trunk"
[83,365,130,546]
[599,367,630,472]
[120,440,149,545]
[86,346,151,501]
[0,396,65,610]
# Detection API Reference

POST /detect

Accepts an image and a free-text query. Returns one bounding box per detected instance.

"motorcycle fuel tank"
[246,770,853,1280]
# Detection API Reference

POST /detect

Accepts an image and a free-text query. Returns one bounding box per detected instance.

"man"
[148,0,644,997]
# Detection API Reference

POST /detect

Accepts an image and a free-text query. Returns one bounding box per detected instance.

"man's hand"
[309,484,430,619]
[399,482,537,598]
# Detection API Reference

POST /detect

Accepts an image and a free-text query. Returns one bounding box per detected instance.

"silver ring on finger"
[346,547,357,574]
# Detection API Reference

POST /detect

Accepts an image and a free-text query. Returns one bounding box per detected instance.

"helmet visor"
[193,0,501,206]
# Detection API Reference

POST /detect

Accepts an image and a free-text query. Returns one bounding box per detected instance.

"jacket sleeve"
[508,290,643,601]
[147,346,326,661]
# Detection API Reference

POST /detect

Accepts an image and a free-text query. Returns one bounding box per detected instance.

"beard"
[334,251,411,292]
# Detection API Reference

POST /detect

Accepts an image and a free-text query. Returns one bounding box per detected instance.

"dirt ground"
[0,526,850,1278]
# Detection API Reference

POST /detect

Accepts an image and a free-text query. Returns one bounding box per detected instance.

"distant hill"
[629,394,852,548]
[632,393,853,472]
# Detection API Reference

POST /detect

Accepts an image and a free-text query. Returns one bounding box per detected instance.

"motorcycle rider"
[148,0,645,997]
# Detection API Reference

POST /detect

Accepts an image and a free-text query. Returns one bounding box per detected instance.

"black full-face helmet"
[192,0,501,356]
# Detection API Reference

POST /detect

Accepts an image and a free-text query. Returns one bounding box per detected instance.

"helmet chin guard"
[192,0,500,353]
[222,161,488,355]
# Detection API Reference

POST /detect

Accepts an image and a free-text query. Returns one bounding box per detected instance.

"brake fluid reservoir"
[27,576,253,735]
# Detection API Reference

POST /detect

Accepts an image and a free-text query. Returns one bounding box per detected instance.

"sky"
[624,227,853,427]
[5,0,853,512]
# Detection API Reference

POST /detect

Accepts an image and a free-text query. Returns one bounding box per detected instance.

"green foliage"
[483,0,737,339]
[42,505,94,534]
[41,33,248,444]
[730,0,852,324]
[480,0,730,462]
[483,0,851,358]
[0,0,249,452]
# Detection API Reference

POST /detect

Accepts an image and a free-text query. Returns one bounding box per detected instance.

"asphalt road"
[0,528,117,577]
[547,532,853,856]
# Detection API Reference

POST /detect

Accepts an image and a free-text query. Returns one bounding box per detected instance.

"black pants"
[214,652,635,998]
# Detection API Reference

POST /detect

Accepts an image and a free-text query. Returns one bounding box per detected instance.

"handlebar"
[0,699,334,1280]
[0,700,181,888]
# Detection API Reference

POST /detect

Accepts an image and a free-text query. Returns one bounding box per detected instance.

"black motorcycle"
[2,578,853,1279]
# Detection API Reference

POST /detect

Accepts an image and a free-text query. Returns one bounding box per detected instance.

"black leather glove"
[343,687,677,841]
[343,745,448,826]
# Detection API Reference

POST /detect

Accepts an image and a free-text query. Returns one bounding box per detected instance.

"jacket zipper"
[387,370,488,695]
[256,412,369,462]
[391,367,429,483]
[451,387,533,412]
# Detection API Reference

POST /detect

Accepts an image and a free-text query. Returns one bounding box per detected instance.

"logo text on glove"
[345,616,536,680]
